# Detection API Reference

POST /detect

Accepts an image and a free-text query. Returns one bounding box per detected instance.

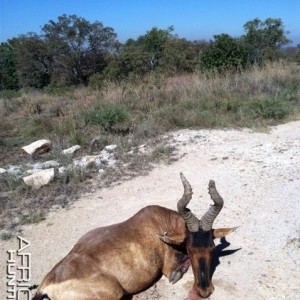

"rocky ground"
[1,121,299,299]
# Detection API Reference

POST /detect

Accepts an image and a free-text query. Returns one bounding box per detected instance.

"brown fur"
[32,181,236,300]
[33,206,188,300]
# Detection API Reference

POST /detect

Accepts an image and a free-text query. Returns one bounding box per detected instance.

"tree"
[0,40,19,90]
[200,34,248,72]
[161,38,206,74]
[15,34,51,88]
[296,44,300,64]
[119,26,176,76]
[118,40,152,76]
[137,26,175,68]
[243,18,290,63]
[42,14,120,84]
[279,45,300,62]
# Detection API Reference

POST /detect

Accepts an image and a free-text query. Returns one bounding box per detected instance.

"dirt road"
[1,121,299,299]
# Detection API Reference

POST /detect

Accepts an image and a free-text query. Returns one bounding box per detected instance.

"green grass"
[85,102,132,131]
[251,95,290,120]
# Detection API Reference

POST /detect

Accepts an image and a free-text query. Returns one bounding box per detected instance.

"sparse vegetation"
[251,96,290,120]
[0,61,299,162]
[20,211,46,225]
[0,61,298,165]
[0,14,299,238]
[85,103,132,132]
[0,231,13,240]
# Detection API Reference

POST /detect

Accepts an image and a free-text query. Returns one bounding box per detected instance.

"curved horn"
[177,173,200,232]
[200,180,224,231]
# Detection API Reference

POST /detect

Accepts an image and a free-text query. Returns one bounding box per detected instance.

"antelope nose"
[197,285,214,298]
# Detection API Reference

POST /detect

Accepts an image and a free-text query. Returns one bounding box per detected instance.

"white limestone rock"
[0,168,6,174]
[62,145,81,155]
[7,165,22,176]
[22,139,52,155]
[58,166,68,175]
[104,144,117,153]
[74,155,102,169]
[23,168,56,189]
[32,160,59,170]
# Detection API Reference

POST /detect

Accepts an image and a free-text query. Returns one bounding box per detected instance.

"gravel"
[1,121,299,299]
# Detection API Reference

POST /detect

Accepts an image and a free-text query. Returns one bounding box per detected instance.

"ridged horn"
[200,180,224,231]
[177,173,200,232]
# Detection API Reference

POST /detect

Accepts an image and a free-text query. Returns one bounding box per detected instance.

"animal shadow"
[210,237,241,279]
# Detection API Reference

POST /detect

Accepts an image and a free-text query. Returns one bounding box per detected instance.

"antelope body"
[32,174,236,300]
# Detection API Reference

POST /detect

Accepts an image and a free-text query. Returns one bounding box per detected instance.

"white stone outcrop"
[62,145,81,155]
[7,165,22,175]
[58,166,68,175]
[22,139,52,155]
[73,155,102,169]
[26,169,40,175]
[32,160,60,170]
[0,168,6,174]
[128,144,148,155]
[23,168,56,189]
[104,144,117,153]
[3,143,120,188]
[73,144,117,169]
[26,160,60,175]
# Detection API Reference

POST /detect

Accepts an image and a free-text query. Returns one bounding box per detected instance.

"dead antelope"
[31,173,236,300]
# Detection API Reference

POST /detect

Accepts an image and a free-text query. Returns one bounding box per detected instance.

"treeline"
[0,15,299,90]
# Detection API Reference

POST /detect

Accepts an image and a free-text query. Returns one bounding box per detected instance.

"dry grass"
[1,60,299,168]
[1,61,299,159]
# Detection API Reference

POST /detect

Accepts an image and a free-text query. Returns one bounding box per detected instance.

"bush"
[21,211,46,225]
[251,96,290,119]
[44,82,73,96]
[201,34,248,72]
[88,73,105,90]
[0,90,21,99]
[85,103,131,132]
[0,231,13,240]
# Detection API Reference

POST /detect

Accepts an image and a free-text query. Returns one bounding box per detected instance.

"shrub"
[44,82,73,96]
[0,90,21,99]
[251,96,290,119]
[88,73,105,90]
[20,211,46,225]
[0,231,13,240]
[85,103,131,132]
[201,34,248,72]
[0,173,22,193]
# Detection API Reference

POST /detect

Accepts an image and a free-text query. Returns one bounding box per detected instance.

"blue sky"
[1,0,299,45]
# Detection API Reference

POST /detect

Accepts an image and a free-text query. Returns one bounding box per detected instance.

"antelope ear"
[213,227,238,239]
[158,232,186,245]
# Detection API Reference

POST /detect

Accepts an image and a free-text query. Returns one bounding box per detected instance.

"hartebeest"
[31,173,236,300]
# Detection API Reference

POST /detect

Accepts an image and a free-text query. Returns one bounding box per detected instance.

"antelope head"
[178,173,236,299]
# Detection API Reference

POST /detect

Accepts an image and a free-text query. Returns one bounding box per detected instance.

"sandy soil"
[1,121,300,299]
